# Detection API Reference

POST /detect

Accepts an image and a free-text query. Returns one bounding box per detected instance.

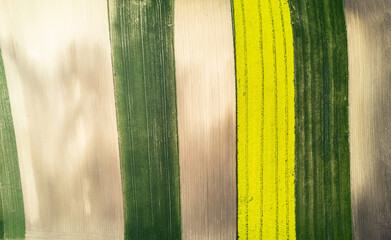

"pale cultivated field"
[346,1,391,239]
[0,1,124,239]
[175,0,237,239]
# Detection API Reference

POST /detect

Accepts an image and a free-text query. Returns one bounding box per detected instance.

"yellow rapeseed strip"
[234,0,295,239]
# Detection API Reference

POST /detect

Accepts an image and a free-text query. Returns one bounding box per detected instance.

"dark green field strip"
[0,50,26,239]
[289,0,352,239]
[107,1,181,239]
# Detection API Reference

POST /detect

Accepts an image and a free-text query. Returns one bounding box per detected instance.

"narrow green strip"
[0,50,26,239]
[289,0,352,239]
[0,190,3,239]
[107,1,182,239]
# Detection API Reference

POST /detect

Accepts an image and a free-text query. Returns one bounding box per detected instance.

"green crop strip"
[0,50,26,239]
[0,196,3,239]
[289,0,352,239]
[107,1,182,239]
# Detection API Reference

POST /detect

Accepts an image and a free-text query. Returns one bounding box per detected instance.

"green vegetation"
[0,50,26,239]
[289,0,353,239]
[107,1,182,239]
[0,196,3,239]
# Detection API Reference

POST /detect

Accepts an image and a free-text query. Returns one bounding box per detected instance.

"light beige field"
[0,1,124,239]
[174,0,237,239]
[346,1,391,239]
